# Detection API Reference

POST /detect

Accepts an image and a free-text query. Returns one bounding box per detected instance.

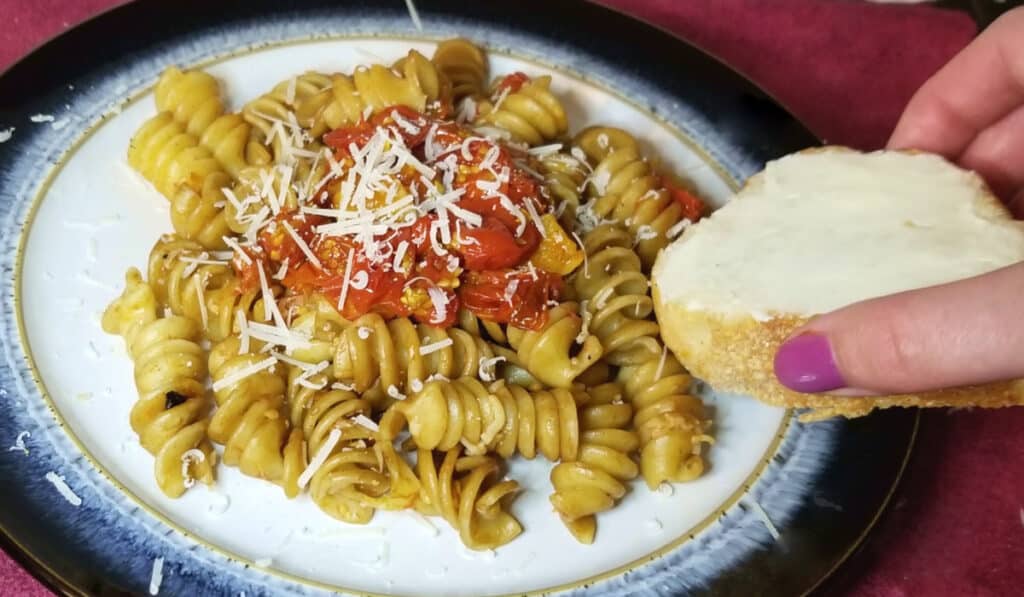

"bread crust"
[652,146,1024,421]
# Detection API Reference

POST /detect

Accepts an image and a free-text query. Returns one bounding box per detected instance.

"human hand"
[773,7,1024,395]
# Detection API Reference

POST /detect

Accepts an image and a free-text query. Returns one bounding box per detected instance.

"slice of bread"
[652,147,1024,420]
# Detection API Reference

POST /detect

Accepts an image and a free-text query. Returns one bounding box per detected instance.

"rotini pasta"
[573,126,687,270]
[413,448,522,550]
[475,74,568,145]
[297,50,450,135]
[574,224,661,366]
[550,382,638,543]
[432,38,489,102]
[618,356,712,488]
[102,269,216,498]
[381,377,580,462]
[207,336,303,489]
[246,71,334,160]
[506,302,603,389]
[147,234,272,341]
[106,39,715,550]
[332,313,501,398]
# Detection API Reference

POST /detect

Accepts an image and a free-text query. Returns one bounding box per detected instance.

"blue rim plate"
[0,1,916,595]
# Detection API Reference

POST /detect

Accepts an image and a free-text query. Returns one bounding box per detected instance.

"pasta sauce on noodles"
[233,103,578,329]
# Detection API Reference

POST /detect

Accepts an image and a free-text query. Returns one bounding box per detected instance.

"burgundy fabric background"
[1,1,1022,595]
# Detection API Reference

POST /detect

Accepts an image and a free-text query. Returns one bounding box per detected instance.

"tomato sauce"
[234,102,564,330]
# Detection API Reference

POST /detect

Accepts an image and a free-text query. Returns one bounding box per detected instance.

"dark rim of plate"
[0,1,917,596]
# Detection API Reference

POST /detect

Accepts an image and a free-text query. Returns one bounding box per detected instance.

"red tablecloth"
[1,1,1021,596]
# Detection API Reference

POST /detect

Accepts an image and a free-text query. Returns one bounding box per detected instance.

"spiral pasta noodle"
[381,377,580,462]
[207,336,304,490]
[475,75,568,145]
[299,50,449,135]
[569,226,711,487]
[550,382,639,544]
[126,112,221,200]
[618,356,712,489]
[413,448,522,550]
[506,302,603,389]
[146,234,273,340]
[246,71,334,160]
[540,150,589,229]
[574,224,661,366]
[101,269,217,498]
[155,67,269,178]
[285,368,418,521]
[573,126,686,270]
[332,313,501,396]
[432,38,489,102]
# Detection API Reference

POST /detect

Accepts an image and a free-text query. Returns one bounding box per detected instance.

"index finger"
[888,7,1024,157]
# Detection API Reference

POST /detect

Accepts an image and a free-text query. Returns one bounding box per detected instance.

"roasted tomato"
[456,216,537,270]
[494,72,530,95]
[459,268,562,330]
[258,211,323,265]
[663,179,707,222]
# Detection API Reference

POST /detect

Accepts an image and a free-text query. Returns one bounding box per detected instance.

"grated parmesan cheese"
[353,414,380,432]
[211,356,278,392]
[30,113,55,123]
[281,221,322,270]
[477,356,506,382]
[387,385,408,401]
[749,499,780,540]
[654,344,668,381]
[0,127,13,143]
[180,449,205,489]
[8,431,30,455]
[666,218,693,239]
[149,557,164,595]
[45,472,82,506]
[298,428,343,488]
[404,0,423,30]
[419,338,454,355]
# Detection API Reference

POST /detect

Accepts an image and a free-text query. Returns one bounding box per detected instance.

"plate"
[0,1,917,595]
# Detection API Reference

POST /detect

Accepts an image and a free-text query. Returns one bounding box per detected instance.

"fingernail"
[774,333,846,393]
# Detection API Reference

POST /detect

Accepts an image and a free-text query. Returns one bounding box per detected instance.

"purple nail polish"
[773,333,846,393]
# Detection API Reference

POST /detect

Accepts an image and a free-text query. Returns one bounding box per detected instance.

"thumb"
[773,262,1024,395]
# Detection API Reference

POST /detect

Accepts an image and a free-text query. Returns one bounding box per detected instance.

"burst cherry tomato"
[495,72,530,95]
[457,217,536,270]
[663,179,707,222]
[459,269,562,330]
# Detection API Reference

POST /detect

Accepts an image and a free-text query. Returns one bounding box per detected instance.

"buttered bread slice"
[652,147,1024,420]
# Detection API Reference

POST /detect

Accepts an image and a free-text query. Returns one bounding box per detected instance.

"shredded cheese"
[298,428,343,488]
[180,449,206,489]
[211,356,278,392]
[419,338,454,355]
[666,218,693,239]
[387,385,408,401]
[8,431,30,455]
[149,557,164,595]
[654,344,668,381]
[749,499,780,540]
[281,221,322,270]
[404,0,423,31]
[478,356,506,383]
[353,414,380,432]
[336,248,356,311]
[45,471,82,506]
[571,231,589,276]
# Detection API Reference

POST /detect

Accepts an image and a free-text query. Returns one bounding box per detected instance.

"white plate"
[17,39,788,596]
